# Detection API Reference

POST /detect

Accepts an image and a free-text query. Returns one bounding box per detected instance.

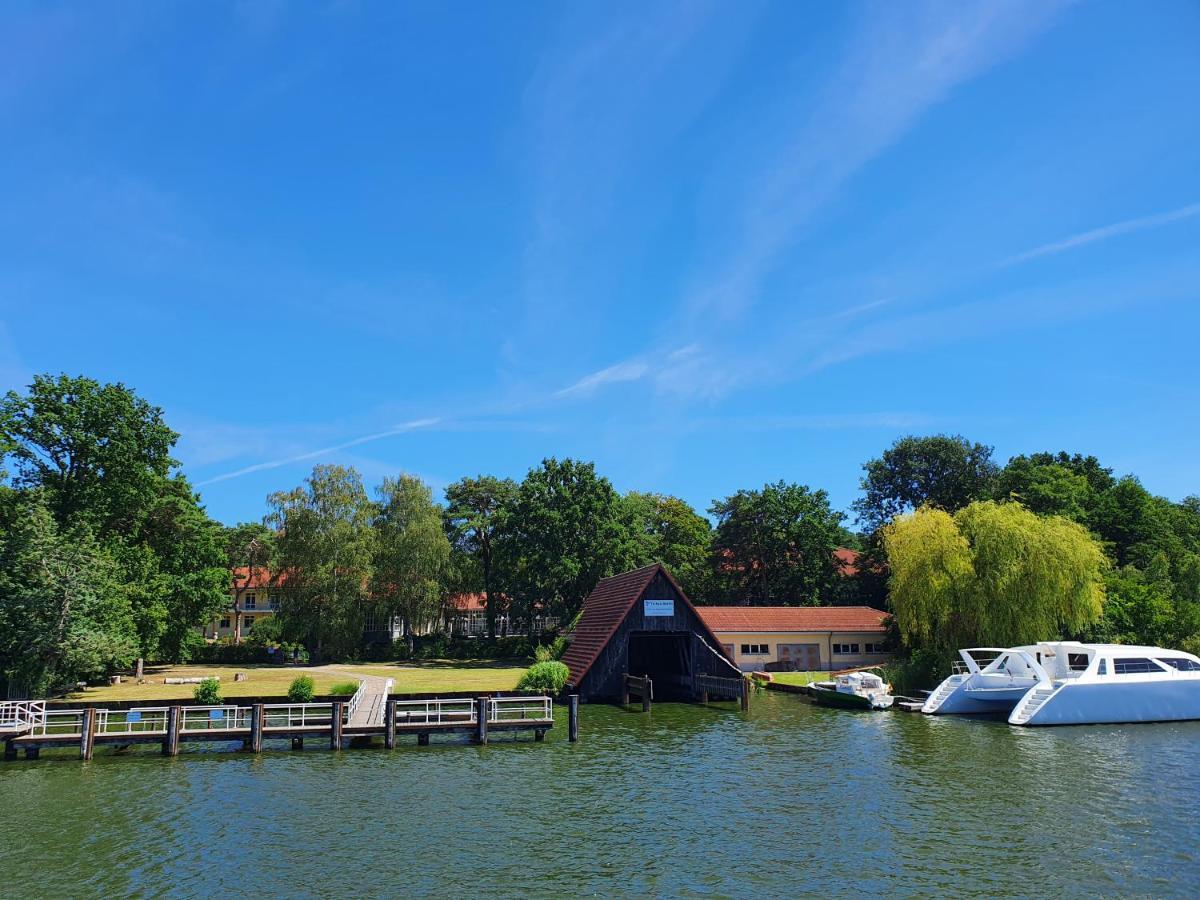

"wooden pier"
[0,692,567,763]
[698,673,750,711]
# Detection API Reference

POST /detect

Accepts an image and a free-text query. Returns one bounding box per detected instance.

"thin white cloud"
[999,202,1200,267]
[196,418,440,485]
[682,1,1071,324]
[554,359,650,399]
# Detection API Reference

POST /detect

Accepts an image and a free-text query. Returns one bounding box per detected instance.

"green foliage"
[879,648,955,694]
[372,475,451,648]
[708,481,844,604]
[267,465,376,660]
[193,677,223,705]
[495,458,626,628]
[329,680,359,696]
[444,475,517,638]
[533,638,568,662]
[0,489,137,694]
[287,675,315,702]
[883,502,1107,651]
[517,660,570,694]
[616,492,712,597]
[854,434,998,529]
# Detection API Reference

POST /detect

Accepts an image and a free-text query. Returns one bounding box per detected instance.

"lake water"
[2,690,1198,897]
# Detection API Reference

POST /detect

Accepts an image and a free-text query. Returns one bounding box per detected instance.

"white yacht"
[922,647,1043,716]
[925,641,1200,726]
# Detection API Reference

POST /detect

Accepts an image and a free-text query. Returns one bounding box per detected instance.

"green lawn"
[768,671,827,687]
[64,660,530,703]
[344,660,529,693]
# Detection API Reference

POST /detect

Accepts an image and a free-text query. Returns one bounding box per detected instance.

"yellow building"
[202,567,281,643]
[695,606,891,672]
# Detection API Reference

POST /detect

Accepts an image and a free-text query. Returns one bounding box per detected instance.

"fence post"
[741,677,750,712]
[384,699,397,750]
[164,706,181,756]
[568,694,579,743]
[621,674,629,707]
[80,707,96,760]
[330,701,344,750]
[250,704,264,752]
[474,696,489,744]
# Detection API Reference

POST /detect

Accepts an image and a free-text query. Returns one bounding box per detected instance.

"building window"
[740,644,768,655]
[219,617,230,629]
[268,593,280,610]
[833,643,860,655]
[244,593,257,610]
[864,643,886,654]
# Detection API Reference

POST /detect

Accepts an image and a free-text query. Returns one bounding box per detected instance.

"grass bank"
[65,660,530,702]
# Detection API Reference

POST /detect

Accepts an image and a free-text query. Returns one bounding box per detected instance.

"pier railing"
[0,700,45,732]
[344,680,367,723]
[96,707,171,735]
[263,703,334,730]
[391,698,476,726]
[488,696,552,722]
[181,706,253,732]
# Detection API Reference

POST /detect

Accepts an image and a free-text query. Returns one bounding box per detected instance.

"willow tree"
[882,501,1107,651]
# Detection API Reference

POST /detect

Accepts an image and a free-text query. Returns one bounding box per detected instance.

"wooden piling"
[418,732,429,746]
[534,729,545,741]
[330,701,344,750]
[164,706,181,756]
[568,694,579,743]
[642,678,652,713]
[4,739,15,761]
[80,707,96,760]
[740,678,750,712]
[250,704,264,753]
[474,695,489,744]
[291,736,303,751]
[384,699,397,750]
[25,746,39,760]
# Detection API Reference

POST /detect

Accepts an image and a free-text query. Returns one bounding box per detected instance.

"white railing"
[28,708,86,737]
[392,698,476,726]
[0,700,46,731]
[488,696,553,723]
[96,707,171,735]
[262,703,333,730]
[344,680,367,723]
[180,706,252,732]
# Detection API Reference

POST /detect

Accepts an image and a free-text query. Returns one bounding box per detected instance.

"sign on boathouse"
[644,598,674,617]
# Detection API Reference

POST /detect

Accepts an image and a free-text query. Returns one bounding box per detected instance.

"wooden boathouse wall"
[563,564,743,703]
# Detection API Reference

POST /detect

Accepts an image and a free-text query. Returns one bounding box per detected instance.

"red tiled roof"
[695,605,889,633]
[231,566,277,590]
[561,563,736,689]
[833,547,859,576]
[444,593,510,612]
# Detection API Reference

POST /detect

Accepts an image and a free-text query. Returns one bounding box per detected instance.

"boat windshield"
[1157,658,1200,672]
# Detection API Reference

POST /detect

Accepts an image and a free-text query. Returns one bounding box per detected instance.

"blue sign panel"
[644,598,674,617]
[126,710,142,723]
[210,709,225,720]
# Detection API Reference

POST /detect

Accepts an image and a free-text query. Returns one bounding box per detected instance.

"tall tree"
[854,434,998,530]
[709,481,844,605]
[0,491,136,695]
[443,475,516,638]
[373,475,451,650]
[0,375,228,666]
[882,501,1107,652]
[495,458,624,630]
[617,492,712,598]
[267,465,375,659]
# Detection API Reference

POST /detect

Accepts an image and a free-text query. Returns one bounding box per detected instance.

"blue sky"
[2,1,1199,527]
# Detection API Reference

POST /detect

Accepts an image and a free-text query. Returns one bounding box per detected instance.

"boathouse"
[562,563,743,703]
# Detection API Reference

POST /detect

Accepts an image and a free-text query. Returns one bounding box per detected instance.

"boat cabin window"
[1067,653,1090,671]
[1097,659,1106,675]
[1157,658,1200,672]
[1112,658,1166,675]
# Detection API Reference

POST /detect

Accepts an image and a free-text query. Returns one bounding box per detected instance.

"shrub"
[534,644,554,663]
[287,675,315,703]
[330,680,360,696]
[517,661,569,694]
[193,677,223,705]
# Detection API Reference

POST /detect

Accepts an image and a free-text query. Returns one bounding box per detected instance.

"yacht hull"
[926,677,1038,715]
[1018,680,1200,726]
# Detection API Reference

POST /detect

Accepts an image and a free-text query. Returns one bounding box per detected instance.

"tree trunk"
[135,657,144,679]
[483,552,496,640]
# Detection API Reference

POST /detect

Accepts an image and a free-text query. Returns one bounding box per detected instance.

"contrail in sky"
[1000,202,1200,267]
